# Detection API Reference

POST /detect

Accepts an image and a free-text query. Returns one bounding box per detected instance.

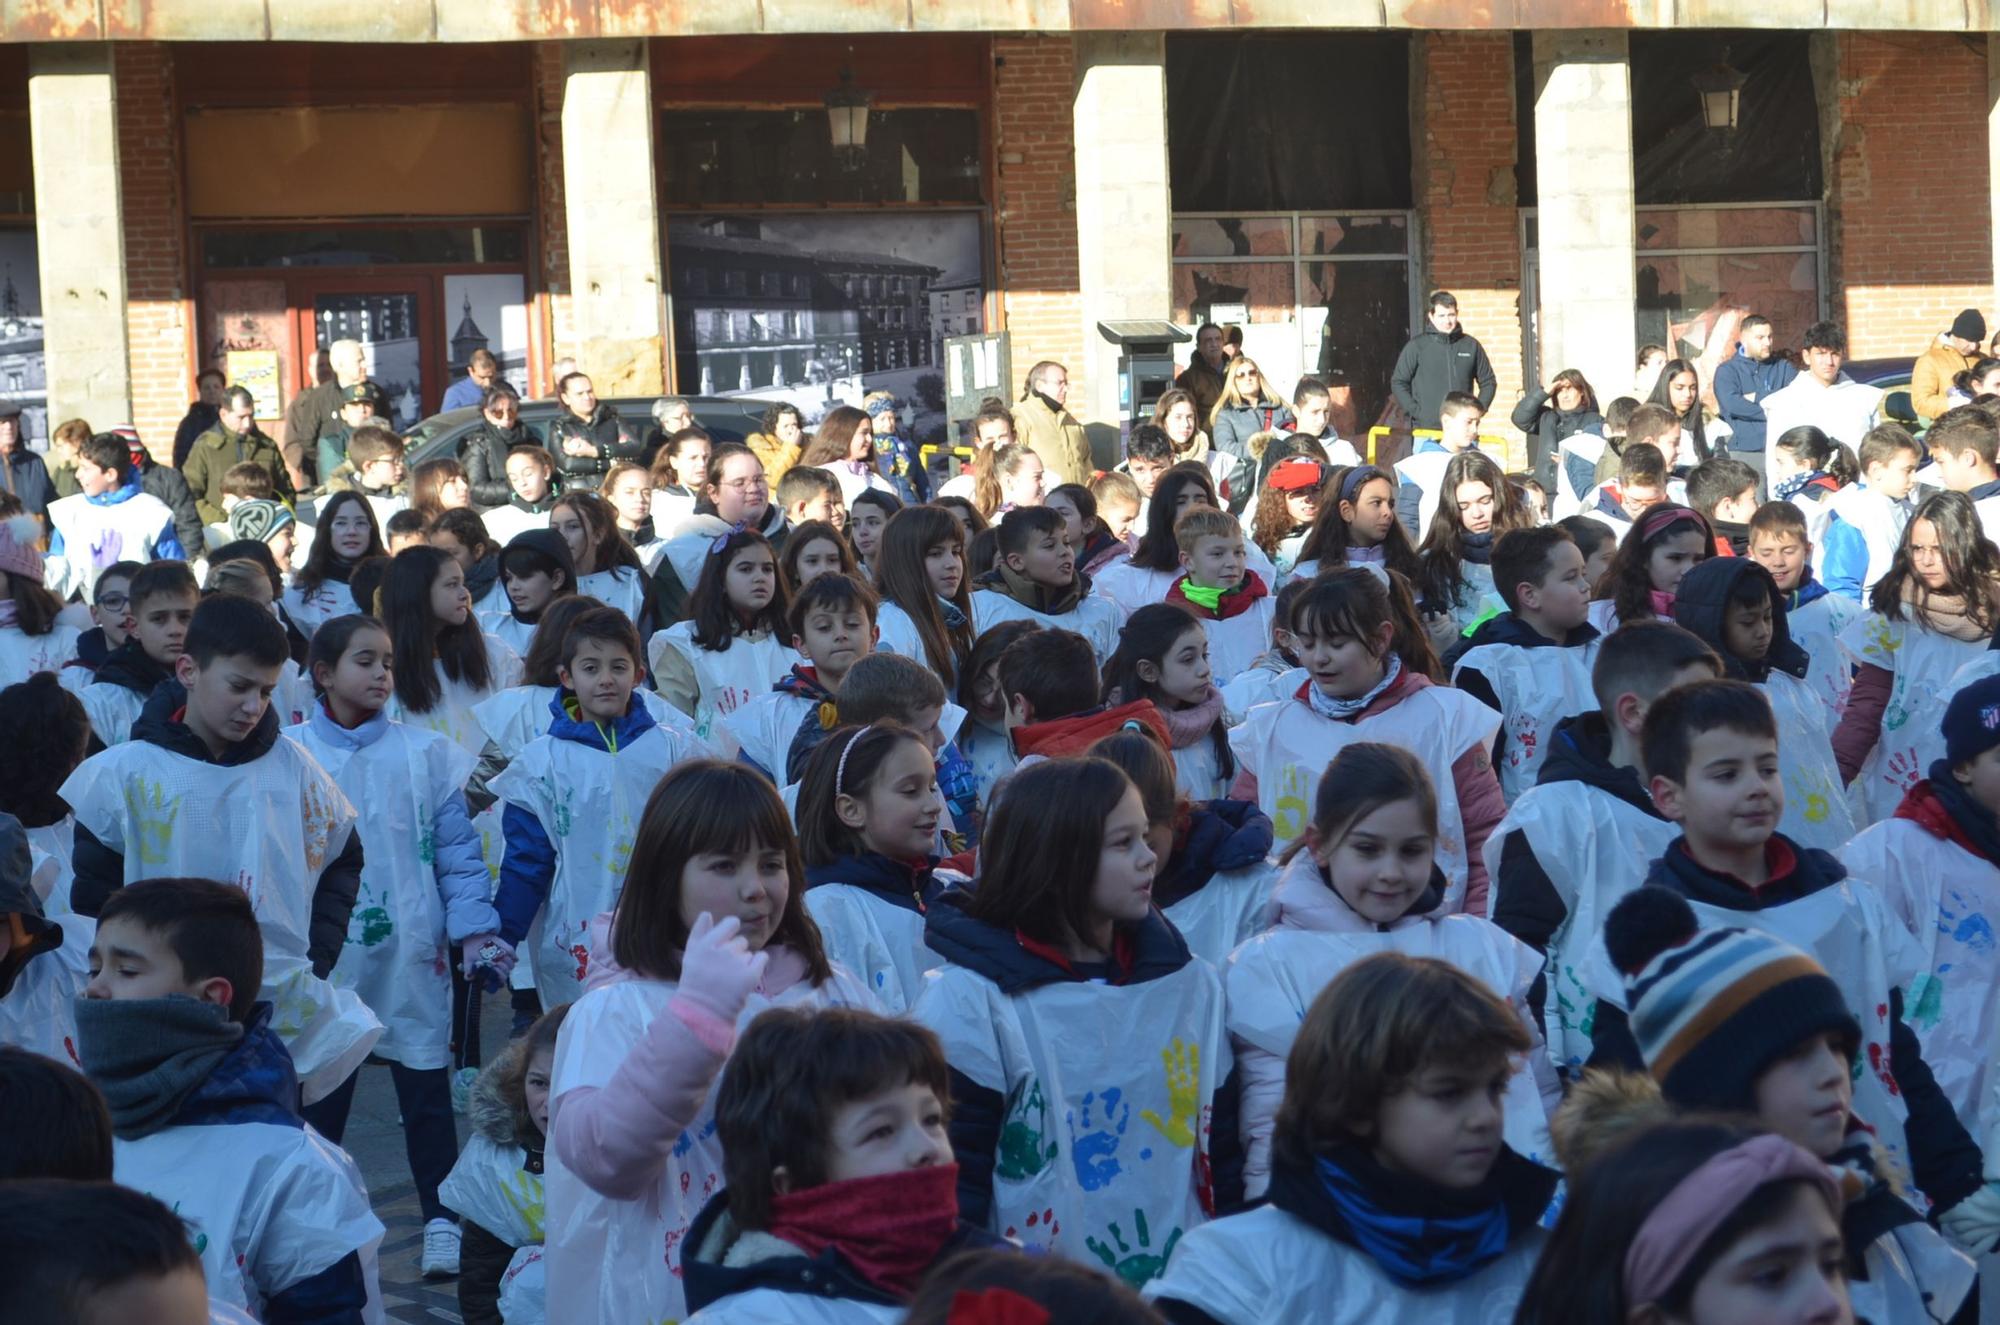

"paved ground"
[348,993,516,1324]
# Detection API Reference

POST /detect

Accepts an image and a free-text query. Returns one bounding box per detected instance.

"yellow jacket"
[744,431,801,486]
[1912,343,1972,421]
[1011,394,1092,486]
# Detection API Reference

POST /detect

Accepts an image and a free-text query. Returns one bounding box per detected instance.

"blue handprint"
[1066,1087,1131,1191]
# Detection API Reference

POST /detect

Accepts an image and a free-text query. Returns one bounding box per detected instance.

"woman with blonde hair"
[1206,358,1295,513]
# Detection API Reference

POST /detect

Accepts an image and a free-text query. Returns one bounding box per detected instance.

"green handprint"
[126,779,182,867]
[170,1201,208,1256]
[544,779,574,838]
[996,1076,1059,1179]
[1139,1037,1200,1148]
[353,905,392,946]
[1086,1208,1181,1288]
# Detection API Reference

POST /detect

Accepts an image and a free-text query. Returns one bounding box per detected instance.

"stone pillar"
[1073,32,1172,467]
[560,40,664,397]
[1531,32,1636,405]
[29,45,132,431]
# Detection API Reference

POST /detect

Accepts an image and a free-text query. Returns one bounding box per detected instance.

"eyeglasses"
[96,593,128,611]
[719,476,768,492]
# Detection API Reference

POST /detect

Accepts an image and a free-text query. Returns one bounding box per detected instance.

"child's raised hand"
[675,913,770,1023]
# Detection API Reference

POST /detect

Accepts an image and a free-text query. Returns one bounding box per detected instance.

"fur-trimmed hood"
[468,1032,542,1147]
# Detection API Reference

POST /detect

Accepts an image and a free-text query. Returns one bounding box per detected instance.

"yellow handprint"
[1139,1037,1201,1149]
[126,779,182,867]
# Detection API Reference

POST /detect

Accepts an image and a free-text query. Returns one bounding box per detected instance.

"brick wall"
[534,43,573,388]
[1414,33,1525,453]
[115,43,191,460]
[992,36,1087,415]
[1831,33,1993,359]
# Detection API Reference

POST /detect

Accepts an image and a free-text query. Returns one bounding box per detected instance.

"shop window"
[201,227,525,269]
[660,108,981,206]
[687,267,711,296]
[1171,212,1416,432]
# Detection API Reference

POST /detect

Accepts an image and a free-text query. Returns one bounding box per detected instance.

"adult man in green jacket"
[182,386,296,525]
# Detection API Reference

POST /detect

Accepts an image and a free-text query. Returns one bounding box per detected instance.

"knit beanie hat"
[228,498,295,547]
[1951,309,1987,345]
[0,515,45,583]
[1605,886,1859,1112]
[1942,671,2000,767]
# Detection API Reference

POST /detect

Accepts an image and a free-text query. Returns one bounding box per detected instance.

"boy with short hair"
[681,1007,1002,1320]
[1166,505,1273,684]
[1588,679,1988,1220]
[1088,470,1143,545]
[837,651,979,849]
[61,593,380,1105]
[384,508,427,554]
[1395,390,1485,540]
[66,557,142,678]
[1485,620,1722,1075]
[324,425,409,532]
[1926,404,2000,540]
[1450,526,1600,803]
[1119,424,1174,536]
[44,432,184,604]
[481,445,561,547]
[970,505,1121,664]
[1581,441,1668,539]
[1684,454,1762,555]
[75,877,383,1322]
[1747,499,1857,714]
[0,1181,220,1323]
[492,606,699,1007]
[1821,423,1922,601]
[998,625,1167,761]
[777,464,846,530]
[81,559,198,748]
[727,573,879,784]
[1668,557,1854,850]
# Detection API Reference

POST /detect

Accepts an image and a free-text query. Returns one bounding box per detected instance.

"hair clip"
[707,520,750,556]
[947,1289,1051,1325]
[834,723,874,797]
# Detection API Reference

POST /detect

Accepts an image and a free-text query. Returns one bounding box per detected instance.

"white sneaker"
[421,1218,461,1278]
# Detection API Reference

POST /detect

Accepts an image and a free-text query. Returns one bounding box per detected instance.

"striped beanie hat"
[1605,886,1860,1112]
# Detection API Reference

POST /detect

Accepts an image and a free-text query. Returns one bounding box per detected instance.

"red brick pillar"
[115,43,190,459]
[993,36,1087,413]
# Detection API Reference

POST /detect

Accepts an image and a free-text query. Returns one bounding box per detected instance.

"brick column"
[1072,32,1172,463]
[559,40,663,396]
[1832,32,1992,357]
[1531,31,1637,425]
[1415,33,1524,452]
[993,36,1085,421]
[30,44,132,432]
[116,43,189,457]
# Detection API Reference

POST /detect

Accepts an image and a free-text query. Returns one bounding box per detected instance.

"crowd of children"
[14,368,2000,1325]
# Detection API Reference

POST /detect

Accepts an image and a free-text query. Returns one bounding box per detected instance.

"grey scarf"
[73,995,244,1139]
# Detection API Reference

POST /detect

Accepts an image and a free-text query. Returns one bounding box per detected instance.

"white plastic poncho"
[544,967,876,1325]
[1450,640,1598,804]
[1160,863,1277,968]
[1228,679,1499,912]
[1226,882,1553,1197]
[1192,600,1279,691]
[44,489,179,602]
[1392,447,1453,542]
[1762,669,1858,852]
[650,621,801,749]
[909,959,1229,1288]
[114,1120,385,1321]
[1094,548,1280,619]
[289,717,479,1070]
[439,1133,545,1248]
[1842,819,2000,1171]
[970,587,1123,666]
[26,817,76,916]
[490,725,700,1006]
[81,680,148,748]
[802,886,940,1016]
[0,913,92,1066]
[60,737,380,1104]
[1481,779,1677,1074]
[1143,1202,1545,1325]
[498,1245,546,1325]
[578,566,648,626]
[387,639,524,872]
[1788,591,1860,715]
[1839,612,1986,824]
[0,622,81,687]
[723,690,816,783]
[280,580,351,642]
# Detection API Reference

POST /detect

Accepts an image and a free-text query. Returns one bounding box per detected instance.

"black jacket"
[458,420,534,509]
[680,1191,1008,1315]
[1588,837,1985,1216]
[1509,388,1604,494]
[172,401,219,471]
[1389,328,1496,430]
[0,447,55,519]
[1156,798,1274,911]
[922,892,1245,1228]
[1670,556,1809,684]
[139,458,207,561]
[70,682,365,978]
[549,405,639,488]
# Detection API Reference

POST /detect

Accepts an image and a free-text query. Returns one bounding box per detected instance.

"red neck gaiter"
[763,1163,960,1298]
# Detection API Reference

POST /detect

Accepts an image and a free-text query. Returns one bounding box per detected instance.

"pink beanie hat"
[0,515,45,583]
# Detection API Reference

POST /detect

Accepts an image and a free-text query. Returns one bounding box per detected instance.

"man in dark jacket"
[549,371,638,491]
[172,368,225,471]
[0,399,56,520]
[182,387,296,525]
[282,338,368,491]
[1175,322,1228,426]
[1389,290,1497,430]
[1712,314,1798,470]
